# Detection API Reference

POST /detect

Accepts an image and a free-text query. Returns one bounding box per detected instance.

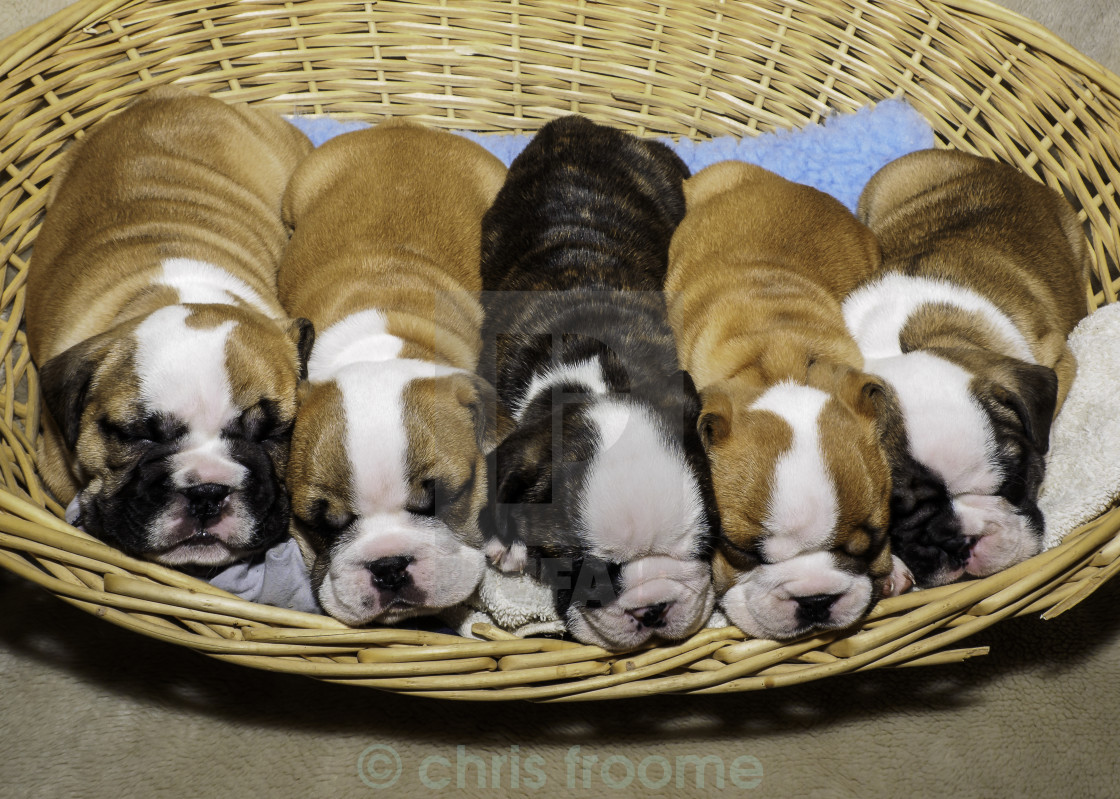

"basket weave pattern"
[2,0,1119,701]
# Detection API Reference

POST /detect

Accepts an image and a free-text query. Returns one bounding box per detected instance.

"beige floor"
[2,2,1119,798]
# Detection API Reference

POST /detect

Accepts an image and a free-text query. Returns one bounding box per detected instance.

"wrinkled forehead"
[751,384,839,558]
[319,362,476,511]
[867,351,994,492]
[131,305,239,429]
[869,350,981,418]
[717,382,887,561]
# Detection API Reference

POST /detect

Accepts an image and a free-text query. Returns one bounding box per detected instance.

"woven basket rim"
[2,0,1119,701]
[6,0,1120,95]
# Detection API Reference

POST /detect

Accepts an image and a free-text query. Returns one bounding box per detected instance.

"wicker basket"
[2,0,1118,702]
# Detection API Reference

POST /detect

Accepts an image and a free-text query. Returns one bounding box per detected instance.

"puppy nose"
[368,556,413,592]
[627,601,670,629]
[181,483,230,524]
[794,593,840,626]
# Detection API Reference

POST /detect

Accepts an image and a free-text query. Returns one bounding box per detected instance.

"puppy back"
[666,162,878,385]
[278,123,506,367]
[27,86,311,362]
[281,123,506,298]
[857,148,1090,350]
[672,161,880,299]
[480,115,689,294]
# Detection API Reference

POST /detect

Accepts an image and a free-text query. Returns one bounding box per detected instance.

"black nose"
[368,556,413,592]
[181,483,230,525]
[794,593,840,626]
[628,601,670,629]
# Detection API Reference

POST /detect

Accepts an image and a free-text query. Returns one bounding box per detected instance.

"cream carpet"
[2,2,1119,797]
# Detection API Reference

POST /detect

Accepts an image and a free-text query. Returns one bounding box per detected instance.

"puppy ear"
[827,364,897,424]
[452,373,514,455]
[37,335,112,450]
[853,373,892,419]
[489,424,552,546]
[697,386,733,451]
[992,363,1058,452]
[285,318,315,381]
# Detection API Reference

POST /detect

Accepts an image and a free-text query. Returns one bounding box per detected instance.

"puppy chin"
[144,495,256,568]
[718,552,874,640]
[565,557,714,650]
[315,521,486,626]
[953,494,1041,577]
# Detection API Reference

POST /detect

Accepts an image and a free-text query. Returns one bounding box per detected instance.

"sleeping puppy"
[280,122,507,626]
[666,161,910,641]
[481,115,717,650]
[844,149,1091,587]
[25,86,313,569]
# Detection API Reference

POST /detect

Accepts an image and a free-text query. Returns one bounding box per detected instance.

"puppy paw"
[882,555,915,597]
[485,538,529,573]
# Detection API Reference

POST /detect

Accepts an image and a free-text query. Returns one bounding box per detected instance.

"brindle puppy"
[479,115,717,650]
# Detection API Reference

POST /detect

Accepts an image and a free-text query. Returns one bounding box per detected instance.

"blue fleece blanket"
[210,100,935,612]
[287,98,934,213]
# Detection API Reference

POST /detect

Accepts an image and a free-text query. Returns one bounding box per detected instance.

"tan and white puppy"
[844,149,1091,587]
[25,86,313,569]
[280,122,507,626]
[666,161,909,640]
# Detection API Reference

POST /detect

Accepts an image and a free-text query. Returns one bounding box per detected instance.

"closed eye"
[100,414,185,445]
[297,498,356,536]
[226,401,290,443]
[833,525,884,568]
[841,526,874,557]
[719,534,768,569]
[406,481,436,517]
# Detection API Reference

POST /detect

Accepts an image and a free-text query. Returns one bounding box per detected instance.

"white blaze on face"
[716,382,878,639]
[307,309,405,379]
[309,313,486,626]
[580,399,706,559]
[563,398,713,649]
[135,306,237,440]
[752,382,837,560]
[132,305,249,563]
[866,352,999,497]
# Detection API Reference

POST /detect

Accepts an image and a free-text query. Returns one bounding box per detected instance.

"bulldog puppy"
[280,122,507,626]
[844,149,1091,587]
[25,86,313,569]
[666,161,909,641]
[481,115,718,651]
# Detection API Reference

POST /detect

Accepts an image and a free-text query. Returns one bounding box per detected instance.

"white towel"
[440,567,567,639]
[1039,303,1120,549]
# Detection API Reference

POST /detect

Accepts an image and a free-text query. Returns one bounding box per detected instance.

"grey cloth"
[207,537,321,615]
[65,496,320,614]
